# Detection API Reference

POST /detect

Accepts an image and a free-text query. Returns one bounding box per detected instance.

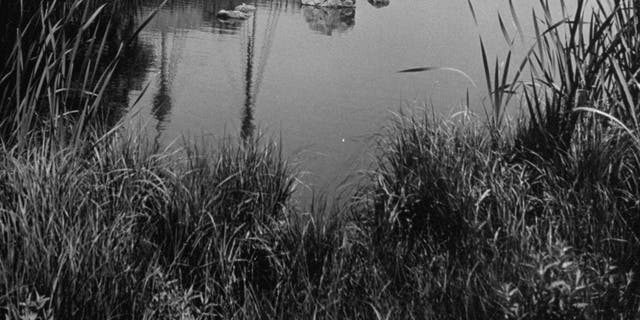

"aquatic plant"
[2,0,640,319]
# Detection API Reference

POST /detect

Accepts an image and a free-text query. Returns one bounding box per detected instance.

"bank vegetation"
[1,0,640,319]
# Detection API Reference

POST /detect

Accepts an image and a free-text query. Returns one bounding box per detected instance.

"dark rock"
[303,6,355,35]
[216,9,250,20]
[301,0,355,8]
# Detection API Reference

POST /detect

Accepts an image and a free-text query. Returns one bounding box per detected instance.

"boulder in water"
[303,7,355,35]
[216,9,250,20]
[234,3,257,12]
[301,0,355,8]
[367,0,389,8]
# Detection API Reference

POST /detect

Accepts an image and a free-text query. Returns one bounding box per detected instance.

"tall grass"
[362,111,638,318]
[358,0,640,317]
[0,133,299,319]
[342,0,640,318]
[3,0,640,319]
[0,0,155,149]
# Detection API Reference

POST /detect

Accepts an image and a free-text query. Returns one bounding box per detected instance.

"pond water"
[118,0,573,201]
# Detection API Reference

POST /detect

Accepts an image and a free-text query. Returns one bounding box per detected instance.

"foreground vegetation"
[2,0,640,319]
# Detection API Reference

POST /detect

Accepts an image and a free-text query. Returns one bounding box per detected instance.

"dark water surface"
[118,0,573,201]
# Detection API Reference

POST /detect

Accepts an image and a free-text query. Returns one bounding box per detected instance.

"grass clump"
[4,0,640,319]
[361,112,639,319]
[354,0,640,317]
[0,134,297,319]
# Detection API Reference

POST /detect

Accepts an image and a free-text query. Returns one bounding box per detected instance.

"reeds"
[0,0,157,149]
[3,0,640,319]
[360,0,640,317]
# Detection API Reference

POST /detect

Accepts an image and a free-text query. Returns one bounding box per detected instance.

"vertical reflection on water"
[149,14,188,147]
[241,6,257,142]
[132,0,357,145]
[102,36,155,128]
[152,32,173,146]
[136,0,285,143]
[239,0,282,142]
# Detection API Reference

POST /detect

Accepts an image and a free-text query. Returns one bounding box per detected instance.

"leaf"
[509,0,524,43]
[611,57,637,129]
[548,280,569,291]
[80,4,106,31]
[480,37,494,109]
[498,13,512,45]
[126,0,170,47]
[573,302,589,309]
[574,107,639,147]
[467,0,478,26]
[397,66,477,87]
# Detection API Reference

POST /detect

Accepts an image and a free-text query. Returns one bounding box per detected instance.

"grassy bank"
[2,0,640,319]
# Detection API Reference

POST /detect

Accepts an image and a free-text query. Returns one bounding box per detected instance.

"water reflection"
[102,36,156,128]
[0,1,155,135]
[302,7,355,36]
[240,1,283,141]
[151,32,175,144]
[367,0,389,8]
[211,0,248,35]
[241,13,258,141]
[115,0,587,203]
[83,5,156,131]
[137,0,286,142]
[144,0,245,35]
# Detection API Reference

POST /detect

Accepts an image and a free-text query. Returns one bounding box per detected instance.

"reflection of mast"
[153,32,171,129]
[241,9,257,141]
[151,15,186,146]
[240,0,281,142]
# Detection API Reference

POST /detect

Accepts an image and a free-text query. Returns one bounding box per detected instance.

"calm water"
[119,0,573,200]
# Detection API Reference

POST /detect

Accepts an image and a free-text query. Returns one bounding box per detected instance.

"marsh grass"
[0,0,158,149]
[0,132,301,319]
[349,0,640,318]
[358,0,640,318]
[362,111,639,318]
[3,0,640,319]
